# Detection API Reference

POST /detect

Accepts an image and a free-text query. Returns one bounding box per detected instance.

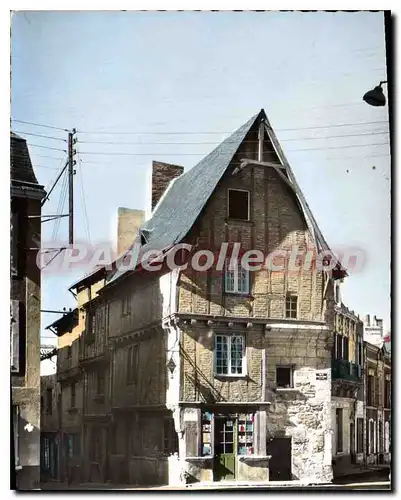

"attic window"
[228,189,250,220]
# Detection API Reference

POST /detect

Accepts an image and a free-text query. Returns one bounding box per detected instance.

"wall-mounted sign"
[316,372,328,381]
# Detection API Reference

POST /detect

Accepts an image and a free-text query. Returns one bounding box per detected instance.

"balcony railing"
[332,359,363,382]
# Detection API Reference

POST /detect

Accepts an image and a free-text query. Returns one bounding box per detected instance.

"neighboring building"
[363,314,384,347]
[364,340,391,466]
[40,374,60,481]
[11,132,46,490]
[40,344,57,376]
[46,308,83,483]
[75,109,347,485]
[330,287,365,476]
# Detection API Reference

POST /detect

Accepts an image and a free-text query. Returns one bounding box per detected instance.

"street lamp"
[363,81,388,107]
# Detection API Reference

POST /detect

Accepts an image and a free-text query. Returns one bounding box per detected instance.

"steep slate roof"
[103,108,346,287]
[105,110,263,285]
[10,131,40,185]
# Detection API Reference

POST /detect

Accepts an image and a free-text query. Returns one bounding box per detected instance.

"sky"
[10,11,390,344]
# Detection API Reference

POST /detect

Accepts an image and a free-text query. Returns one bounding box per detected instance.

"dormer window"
[228,189,250,220]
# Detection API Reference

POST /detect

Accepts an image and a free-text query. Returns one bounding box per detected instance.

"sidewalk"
[40,477,390,491]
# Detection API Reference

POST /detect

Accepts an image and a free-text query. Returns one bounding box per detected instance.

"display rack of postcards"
[238,413,254,455]
[201,411,212,456]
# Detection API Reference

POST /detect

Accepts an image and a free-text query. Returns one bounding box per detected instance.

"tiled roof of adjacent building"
[10,131,40,185]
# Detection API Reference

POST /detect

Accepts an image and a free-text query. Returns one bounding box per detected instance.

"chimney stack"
[364,314,370,325]
[152,161,184,211]
[117,207,145,256]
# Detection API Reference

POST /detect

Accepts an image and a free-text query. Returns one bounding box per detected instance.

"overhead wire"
[51,170,69,241]
[27,143,67,152]
[11,118,69,132]
[76,141,390,157]
[13,130,67,142]
[75,119,389,136]
[76,147,91,243]
[77,131,389,146]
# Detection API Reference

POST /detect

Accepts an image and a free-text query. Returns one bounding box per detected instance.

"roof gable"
[103,108,346,287]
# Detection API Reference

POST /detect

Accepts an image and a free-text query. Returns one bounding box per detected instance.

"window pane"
[228,190,249,220]
[238,265,249,294]
[230,336,243,374]
[225,264,235,292]
[216,336,228,374]
[276,366,292,388]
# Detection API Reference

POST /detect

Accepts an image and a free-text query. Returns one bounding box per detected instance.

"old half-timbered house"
[88,109,347,486]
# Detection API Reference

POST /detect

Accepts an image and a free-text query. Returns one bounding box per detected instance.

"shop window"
[238,414,254,455]
[201,411,212,456]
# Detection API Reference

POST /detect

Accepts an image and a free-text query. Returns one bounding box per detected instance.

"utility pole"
[68,129,77,245]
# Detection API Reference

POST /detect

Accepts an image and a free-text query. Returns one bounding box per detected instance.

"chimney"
[152,161,184,211]
[117,207,145,256]
[365,314,370,325]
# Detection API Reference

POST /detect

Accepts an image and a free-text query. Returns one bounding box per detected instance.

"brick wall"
[177,132,325,322]
[152,161,184,210]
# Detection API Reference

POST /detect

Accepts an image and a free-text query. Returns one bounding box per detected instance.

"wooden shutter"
[10,300,20,373]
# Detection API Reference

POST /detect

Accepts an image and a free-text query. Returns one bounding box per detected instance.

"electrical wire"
[76,150,91,243]
[31,153,66,161]
[44,155,68,195]
[13,130,67,142]
[51,172,68,241]
[27,143,67,152]
[34,165,63,170]
[77,131,389,146]
[11,118,69,132]
[76,141,389,157]
[78,152,390,166]
[76,119,389,135]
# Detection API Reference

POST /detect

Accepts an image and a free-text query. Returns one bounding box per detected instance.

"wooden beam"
[233,158,285,175]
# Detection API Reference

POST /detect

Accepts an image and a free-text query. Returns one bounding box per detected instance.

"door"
[214,416,236,481]
[350,422,355,463]
[267,437,292,481]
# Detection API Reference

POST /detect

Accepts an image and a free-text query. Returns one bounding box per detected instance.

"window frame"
[13,405,20,468]
[276,365,294,389]
[368,419,376,455]
[70,382,76,408]
[336,408,343,454]
[224,259,250,295]
[227,188,250,221]
[127,344,139,385]
[214,334,247,377]
[357,418,364,454]
[367,374,375,407]
[46,388,53,415]
[285,294,298,319]
[122,294,131,316]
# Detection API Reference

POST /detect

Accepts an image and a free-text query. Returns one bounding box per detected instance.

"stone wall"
[266,327,333,484]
